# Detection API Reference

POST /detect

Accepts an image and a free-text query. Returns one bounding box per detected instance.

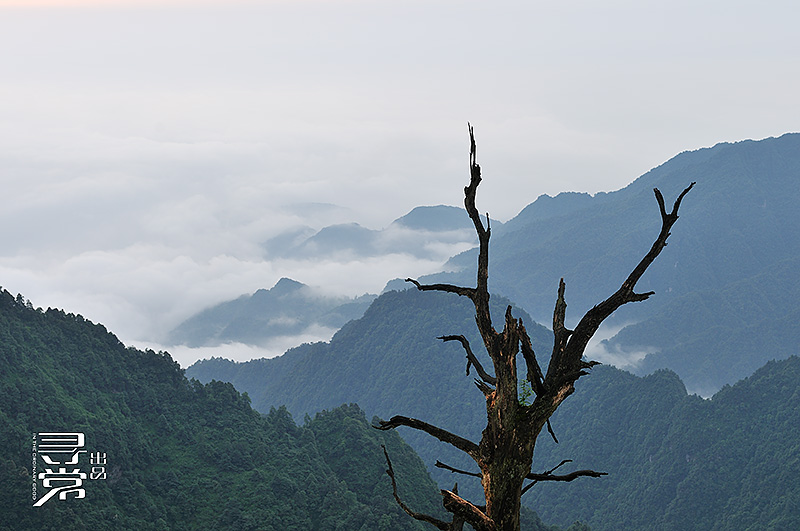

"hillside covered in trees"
[0,288,447,530]
[190,288,800,530]
[189,288,552,499]
[1,286,583,531]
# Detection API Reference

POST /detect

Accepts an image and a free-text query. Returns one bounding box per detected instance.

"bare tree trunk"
[377,125,694,531]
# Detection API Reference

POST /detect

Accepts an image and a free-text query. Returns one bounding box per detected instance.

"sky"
[1,0,798,366]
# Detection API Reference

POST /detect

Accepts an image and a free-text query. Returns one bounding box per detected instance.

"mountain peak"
[271,277,306,295]
[391,205,470,231]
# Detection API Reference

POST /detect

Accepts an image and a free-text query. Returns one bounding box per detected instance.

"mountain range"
[4,132,800,529]
[261,205,502,261]
[187,287,800,530]
[166,277,376,348]
[185,134,800,395]
[186,133,800,527]
[416,133,800,395]
[167,205,502,349]
[188,288,550,499]
[1,287,588,529]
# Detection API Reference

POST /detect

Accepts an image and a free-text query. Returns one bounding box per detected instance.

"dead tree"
[375,125,694,531]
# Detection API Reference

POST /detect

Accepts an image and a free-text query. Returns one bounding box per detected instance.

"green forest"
[189,288,800,530]
[1,287,583,530]
[0,288,441,530]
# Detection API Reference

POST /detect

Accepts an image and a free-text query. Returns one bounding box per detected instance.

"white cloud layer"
[2,0,799,366]
[583,324,657,371]
[134,323,340,369]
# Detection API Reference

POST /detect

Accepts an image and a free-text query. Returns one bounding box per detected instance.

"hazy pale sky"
[1,0,798,365]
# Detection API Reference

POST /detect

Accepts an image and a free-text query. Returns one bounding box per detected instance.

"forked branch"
[438,334,497,385]
[547,183,695,386]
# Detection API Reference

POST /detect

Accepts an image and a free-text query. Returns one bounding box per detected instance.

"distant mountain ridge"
[417,133,800,394]
[392,205,480,231]
[166,277,376,347]
[262,204,503,260]
[173,204,506,349]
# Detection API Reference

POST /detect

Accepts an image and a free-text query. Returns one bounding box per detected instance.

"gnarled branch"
[546,183,695,390]
[465,123,494,340]
[439,334,496,385]
[442,489,496,531]
[405,278,477,300]
[520,459,608,496]
[382,445,452,531]
[527,468,607,482]
[518,321,545,396]
[435,460,483,479]
[374,415,480,459]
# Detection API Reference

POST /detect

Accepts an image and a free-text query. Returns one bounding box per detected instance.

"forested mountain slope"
[0,288,445,530]
[527,358,800,530]
[190,288,800,530]
[188,288,552,499]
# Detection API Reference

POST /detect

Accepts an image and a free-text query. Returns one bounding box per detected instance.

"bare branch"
[622,182,695,293]
[520,459,607,496]
[382,445,451,530]
[546,419,559,444]
[655,182,694,221]
[654,188,668,219]
[548,183,695,389]
[439,334,496,385]
[405,278,476,300]
[474,378,495,397]
[545,459,573,474]
[465,124,487,240]
[527,468,608,483]
[442,489,496,531]
[518,321,545,396]
[465,124,493,338]
[435,460,483,479]
[375,416,480,459]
